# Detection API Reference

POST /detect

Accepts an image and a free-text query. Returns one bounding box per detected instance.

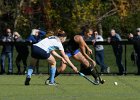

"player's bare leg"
[73,52,99,83]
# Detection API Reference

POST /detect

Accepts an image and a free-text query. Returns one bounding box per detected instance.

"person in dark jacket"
[108,29,125,75]
[0,28,14,74]
[128,28,140,75]
[13,32,29,74]
[26,29,46,43]
[26,29,46,74]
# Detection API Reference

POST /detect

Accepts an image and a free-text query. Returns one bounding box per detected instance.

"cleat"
[48,82,57,86]
[94,79,100,85]
[45,79,59,85]
[45,79,50,85]
[25,76,31,86]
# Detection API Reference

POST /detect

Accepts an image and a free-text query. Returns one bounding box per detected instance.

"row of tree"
[0,0,140,38]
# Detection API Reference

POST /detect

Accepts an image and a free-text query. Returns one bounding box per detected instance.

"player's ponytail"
[55,29,67,37]
[46,31,54,37]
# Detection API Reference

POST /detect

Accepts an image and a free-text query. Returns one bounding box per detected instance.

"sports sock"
[47,69,60,80]
[27,66,33,78]
[54,69,60,78]
[86,66,98,80]
[50,67,56,83]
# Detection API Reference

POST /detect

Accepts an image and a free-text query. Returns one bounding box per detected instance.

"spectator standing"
[128,28,140,75]
[0,28,14,74]
[108,29,125,75]
[93,31,108,73]
[27,29,46,43]
[26,29,46,74]
[13,32,29,74]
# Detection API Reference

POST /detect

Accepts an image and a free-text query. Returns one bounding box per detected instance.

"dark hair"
[83,27,93,34]
[56,29,67,37]
[45,30,54,37]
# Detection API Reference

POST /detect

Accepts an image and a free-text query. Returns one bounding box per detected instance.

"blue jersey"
[26,30,46,43]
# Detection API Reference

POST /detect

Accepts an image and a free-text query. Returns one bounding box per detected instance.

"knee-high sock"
[47,69,60,80]
[54,69,60,78]
[50,67,56,83]
[27,66,33,78]
[86,66,98,80]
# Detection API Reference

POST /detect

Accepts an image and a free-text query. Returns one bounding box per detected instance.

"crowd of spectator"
[0,27,140,75]
[0,28,46,75]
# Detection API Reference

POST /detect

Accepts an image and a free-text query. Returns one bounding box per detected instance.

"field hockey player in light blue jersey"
[24,31,78,86]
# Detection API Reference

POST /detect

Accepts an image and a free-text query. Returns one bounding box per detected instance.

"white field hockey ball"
[114,82,118,85]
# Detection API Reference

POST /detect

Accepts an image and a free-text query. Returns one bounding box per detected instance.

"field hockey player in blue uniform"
[46,28,101,84]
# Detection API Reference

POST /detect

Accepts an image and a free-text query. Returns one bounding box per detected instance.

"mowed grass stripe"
[0,75,140,100]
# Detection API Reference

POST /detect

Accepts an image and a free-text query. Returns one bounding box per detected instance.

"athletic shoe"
[45,79,58,86]
[45,79,50,85]
[48,82,57,86]
[45,79,59,85]
[94,79,100,85]
[25,76,31,86]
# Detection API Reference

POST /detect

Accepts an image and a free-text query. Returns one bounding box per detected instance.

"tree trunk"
[97,22,103,36]
[97,3,103,36]
[14,0,24,29]
[42,0,52,30]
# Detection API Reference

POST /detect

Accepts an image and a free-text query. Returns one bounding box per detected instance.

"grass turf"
[0,75,140,100]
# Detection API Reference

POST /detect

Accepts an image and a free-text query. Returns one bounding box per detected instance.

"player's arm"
[76,36,96,66]
[51,50,66,64]
[39,30,47,36]
[79,35,92,54]
[60,50,78,73]
[84,41,93,54]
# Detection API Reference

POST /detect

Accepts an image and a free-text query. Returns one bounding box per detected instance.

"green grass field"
[0,75,140,100]
[0,44,139,100]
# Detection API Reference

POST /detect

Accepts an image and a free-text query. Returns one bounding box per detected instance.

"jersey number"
[48,36,56,39]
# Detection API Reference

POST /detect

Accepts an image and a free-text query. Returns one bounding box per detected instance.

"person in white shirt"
[25,31,78,86]
[93,31,108,73]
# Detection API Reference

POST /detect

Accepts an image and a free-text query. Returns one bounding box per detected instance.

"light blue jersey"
[34,36,64,53]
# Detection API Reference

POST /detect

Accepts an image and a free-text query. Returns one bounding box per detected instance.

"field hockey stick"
[90,54,105,84]
[66,63,99,85]
[78,71,99,85]
[94,67,105,84]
